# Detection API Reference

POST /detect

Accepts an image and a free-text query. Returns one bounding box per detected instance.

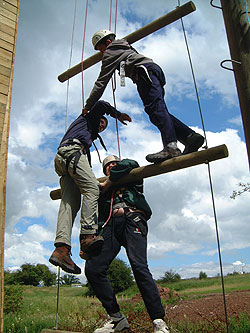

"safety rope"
[109,0,121,160]
[55,266,61,329]
[65,0,78,131]
[178,1,229,331]
[56,1,78,328]
[81,0,89,108]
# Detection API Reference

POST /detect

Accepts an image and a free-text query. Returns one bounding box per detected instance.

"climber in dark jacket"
[49,101,131,275]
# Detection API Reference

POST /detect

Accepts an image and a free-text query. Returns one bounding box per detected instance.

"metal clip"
[210,0,222,9]
[220,59,241,71]
[120,61,126,87]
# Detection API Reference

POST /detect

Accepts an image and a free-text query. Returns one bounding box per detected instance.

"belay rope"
[178,0,229,331]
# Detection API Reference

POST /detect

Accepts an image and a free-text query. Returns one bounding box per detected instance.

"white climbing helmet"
[92,29,116,50]
[102,155,120,175]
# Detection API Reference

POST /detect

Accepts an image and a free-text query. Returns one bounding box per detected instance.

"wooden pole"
[50,144,229,201]
[220,0,250,169]
[58,1,196,82]
[0,0,19,331]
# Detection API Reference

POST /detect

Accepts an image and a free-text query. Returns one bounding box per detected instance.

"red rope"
[81,0,89,107]
[109,0,113,30]
[102,190,115,228]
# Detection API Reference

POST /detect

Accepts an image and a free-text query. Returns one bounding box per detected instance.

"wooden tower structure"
[0,0,19,331]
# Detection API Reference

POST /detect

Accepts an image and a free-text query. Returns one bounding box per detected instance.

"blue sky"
[4,0,250,282]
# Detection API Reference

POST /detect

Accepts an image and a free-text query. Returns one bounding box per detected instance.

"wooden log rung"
[58,1,196,82]
[50,144,229,201]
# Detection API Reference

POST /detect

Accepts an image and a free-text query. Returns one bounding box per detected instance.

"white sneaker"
[94,314,129,332]
[153,319,170,333]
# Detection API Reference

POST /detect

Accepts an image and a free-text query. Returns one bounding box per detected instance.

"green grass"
[3,273,250,332]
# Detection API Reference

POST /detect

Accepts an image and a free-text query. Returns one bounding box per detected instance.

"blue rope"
[244,0,250,26]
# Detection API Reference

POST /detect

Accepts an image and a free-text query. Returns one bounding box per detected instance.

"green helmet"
[92,29,116,50]
[102,155,120,175]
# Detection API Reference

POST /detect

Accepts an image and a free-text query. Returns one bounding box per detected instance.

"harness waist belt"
[59,138,86,152]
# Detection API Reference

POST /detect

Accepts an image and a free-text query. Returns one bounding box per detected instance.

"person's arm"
[84,53,120,111]
[87,100,132,126]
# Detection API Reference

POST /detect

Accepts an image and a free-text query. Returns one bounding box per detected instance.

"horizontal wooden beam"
[50,144,229,200]
[58,1,196,82]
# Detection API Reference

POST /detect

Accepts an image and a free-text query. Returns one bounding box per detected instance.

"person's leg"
[171,114,204,154]
[136,65,176,147]
[136,63,181,162]
[85,223,121,314]
[49,154,81,274]
[68,151,104,255]
[68,153,99,234]
[54,174,81,246]
[123,212,165,321]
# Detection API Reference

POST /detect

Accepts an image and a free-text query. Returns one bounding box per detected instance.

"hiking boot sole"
[49,255,81,274]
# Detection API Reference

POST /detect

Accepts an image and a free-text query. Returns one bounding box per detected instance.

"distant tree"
[159,269,181,283]
[85,258,134,296]
[199,271,207,279]
[108,258,134,293]
[35,264,57,286]
[5,263,56,286]
[231,182,250,199]
[60,274,81,285]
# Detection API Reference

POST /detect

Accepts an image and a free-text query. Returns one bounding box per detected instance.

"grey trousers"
[54,144,99,247]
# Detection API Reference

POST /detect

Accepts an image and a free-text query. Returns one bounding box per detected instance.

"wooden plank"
[50,144,229,200]
[0,38,13,51]
[0,30,14,44]
[0,103,6,113]
[0,48,12,60]
[58,1,196,82]
[0,84,8,95]
[0,93,7,104]
[0,6,16,21]
[0,22,15,37]
[0,55,11,68]
[0,1,17,15]
[0,64,10,77]
[0,73,9,85]
[4,0,18,7]
[0,13,16,29]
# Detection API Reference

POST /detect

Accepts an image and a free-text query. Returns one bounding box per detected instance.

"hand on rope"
[118,113,132,125]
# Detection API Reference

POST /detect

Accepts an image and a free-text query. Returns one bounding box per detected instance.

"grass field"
[3,273,250,332]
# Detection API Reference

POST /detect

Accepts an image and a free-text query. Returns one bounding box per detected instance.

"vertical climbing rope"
[109,0,121,160]
[65,0,78,131]
[81,0,89,108]
[178,1,229,331]
[56,1,78,328]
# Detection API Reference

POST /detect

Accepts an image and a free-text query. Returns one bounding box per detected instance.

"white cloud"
[4,0,250,282]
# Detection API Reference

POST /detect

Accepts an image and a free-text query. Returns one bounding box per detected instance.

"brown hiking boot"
[80,235,104,255]
[49,246,81,274]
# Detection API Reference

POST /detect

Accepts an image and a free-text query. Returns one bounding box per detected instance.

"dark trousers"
[85,212,165,321]
[136,62,193,147]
